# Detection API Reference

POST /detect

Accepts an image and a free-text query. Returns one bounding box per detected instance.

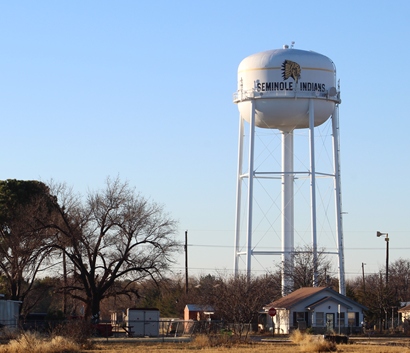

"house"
[184,304,214,321]
[176,304,215,336]
[398,304,410,334]
[263,287,367,335]
[398,304,410,322]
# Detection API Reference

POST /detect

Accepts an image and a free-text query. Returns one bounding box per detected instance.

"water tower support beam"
[245,100,256,280]
[281,130,294,295]
[309,99,318,287]
[331,104,346,295]
[233,114,245,275]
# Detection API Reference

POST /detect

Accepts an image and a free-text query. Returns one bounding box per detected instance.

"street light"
[376,231,389,284]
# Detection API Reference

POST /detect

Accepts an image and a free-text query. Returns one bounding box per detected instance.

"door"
[131,309,145,336]
[144,310,159,337]
[326,313,334,332]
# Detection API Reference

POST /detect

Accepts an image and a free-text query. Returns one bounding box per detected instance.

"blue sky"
[1,1,409,282]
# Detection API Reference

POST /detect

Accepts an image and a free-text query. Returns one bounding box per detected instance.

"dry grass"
[0,332,409,353]
[289,330,410,353]
[191,333,239,348]
[291,330,336,352]
[88,340,410,353]
[0,332,80,353]
[89,341,290,353]
[341,347,410,353]
[191,334,211,347]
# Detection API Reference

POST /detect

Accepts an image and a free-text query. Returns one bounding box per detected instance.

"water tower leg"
[281,130,294,296]
[331,104,346,295]
[245,100,256,280]
[234,115,245,275]
[308,99,318,287]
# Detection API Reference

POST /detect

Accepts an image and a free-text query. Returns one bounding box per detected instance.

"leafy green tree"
[135,277,184,317]
[24,277,63,315]
[0,179,58,313]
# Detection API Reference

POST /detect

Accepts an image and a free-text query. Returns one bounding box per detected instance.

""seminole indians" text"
[256,81,326,92]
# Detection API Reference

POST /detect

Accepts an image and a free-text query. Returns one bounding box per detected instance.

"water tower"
[232,45,345,295]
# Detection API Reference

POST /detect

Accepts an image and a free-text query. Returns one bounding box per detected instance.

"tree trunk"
[92,294,101,324]
[85,294,101,324]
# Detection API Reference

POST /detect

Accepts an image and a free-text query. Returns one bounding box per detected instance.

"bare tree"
[193,273,281,337]
[360,271,397,330]
[346,258,410,329]
[388,258,410,302]
[50,177,179,323]
[0,179,59,313]
[280,245,335,294]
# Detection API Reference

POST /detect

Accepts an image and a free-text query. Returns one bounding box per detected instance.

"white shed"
[125,308,160,337]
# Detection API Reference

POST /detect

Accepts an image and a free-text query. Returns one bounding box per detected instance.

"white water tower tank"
[233,47,340,130]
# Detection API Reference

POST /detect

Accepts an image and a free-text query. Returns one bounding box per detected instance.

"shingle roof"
[398,304,410,312]
[264,287,367,311]
[264,287,327,310]
[185,304,214,312]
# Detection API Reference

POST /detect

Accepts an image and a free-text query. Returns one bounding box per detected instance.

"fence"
[15,308,261,340]
[17,318,231,338]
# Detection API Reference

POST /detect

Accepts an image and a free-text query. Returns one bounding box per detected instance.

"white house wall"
[272,309,290,334]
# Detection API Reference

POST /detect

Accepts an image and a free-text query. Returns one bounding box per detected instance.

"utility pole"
[386,236,389,284]
[376,231,389,285]
[185,230,188,294]
[63,249,67,316]
[362,262,366,294]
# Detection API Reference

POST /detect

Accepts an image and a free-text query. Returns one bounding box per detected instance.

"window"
[336,312,345,327]
[296,312,305,321]
[348,312,359,327]
[293,312,308,327]
[316,312,324,326]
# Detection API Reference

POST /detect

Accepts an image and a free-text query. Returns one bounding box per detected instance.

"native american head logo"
[281,60,301,83]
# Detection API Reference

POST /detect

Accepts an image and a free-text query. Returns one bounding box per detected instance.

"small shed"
[0,299,21,330]
[184,304,214,321]
[125,308,160,337]
[264,287,367,335]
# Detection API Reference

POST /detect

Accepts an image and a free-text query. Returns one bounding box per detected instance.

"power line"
[185,243,409,251]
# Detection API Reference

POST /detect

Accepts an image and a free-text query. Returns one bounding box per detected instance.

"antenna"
[291,41,295,49]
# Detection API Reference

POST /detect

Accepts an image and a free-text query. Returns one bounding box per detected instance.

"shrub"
[51,320,93,346]
[0,331,80,353]
[192,334,211,348]
[290,330,336,352]
[191,333,247,348]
